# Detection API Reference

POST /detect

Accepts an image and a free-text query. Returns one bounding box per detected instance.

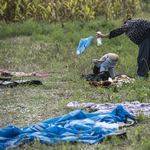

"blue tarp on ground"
[0,105,133,150]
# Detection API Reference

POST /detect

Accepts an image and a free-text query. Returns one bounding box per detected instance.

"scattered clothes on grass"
[76,36,93,55]
[67,101,150,117]
[89,74,135,88]
[0,106,136,150]
[0,78,42,88]
[82,71,111,81]
[0,69,50,77]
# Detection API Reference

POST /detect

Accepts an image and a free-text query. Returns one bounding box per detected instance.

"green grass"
[0,12,150,150]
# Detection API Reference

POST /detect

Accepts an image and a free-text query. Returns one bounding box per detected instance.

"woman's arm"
[97,57,106,63]
[93,57,106,64]
[96,23,128,39]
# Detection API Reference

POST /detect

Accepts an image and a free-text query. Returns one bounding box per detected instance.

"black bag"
[0,78,42,88]
[82,71,111,81]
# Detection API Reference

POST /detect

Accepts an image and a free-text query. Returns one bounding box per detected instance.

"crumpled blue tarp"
[76,36,93,55]
[0,105,133,150]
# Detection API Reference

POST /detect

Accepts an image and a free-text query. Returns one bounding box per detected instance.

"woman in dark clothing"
[96,18,150,79]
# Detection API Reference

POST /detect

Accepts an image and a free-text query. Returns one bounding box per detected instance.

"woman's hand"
[95,32,110,38]
[95,32,103,38]
[92,59,98,64]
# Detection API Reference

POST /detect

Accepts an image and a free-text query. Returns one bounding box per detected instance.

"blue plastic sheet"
[76,36,93,55]
[0,105,133,150]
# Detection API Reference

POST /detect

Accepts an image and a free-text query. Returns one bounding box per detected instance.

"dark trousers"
[137,37,150,76]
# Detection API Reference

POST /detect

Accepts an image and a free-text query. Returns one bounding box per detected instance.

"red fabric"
[34,72,50,76]
[0,69,50,77]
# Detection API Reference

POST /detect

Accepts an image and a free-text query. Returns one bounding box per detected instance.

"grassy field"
[0,12,150,150]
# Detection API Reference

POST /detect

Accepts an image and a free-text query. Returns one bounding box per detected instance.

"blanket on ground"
[0,106,134,150]
[0,69,50,77]
[67,101,150,117]
[89,74,135,88]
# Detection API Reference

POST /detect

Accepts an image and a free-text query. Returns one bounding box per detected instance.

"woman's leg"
[100,60,108,72]
[108,68,115,77]
[100,58,117,77]
[137,37,150,76]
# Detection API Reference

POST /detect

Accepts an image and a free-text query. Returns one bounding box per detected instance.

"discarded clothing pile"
[0,106,136,150]
[0,77,42,88]
[0,69,50,77]
[67,101,150,117]
[82,71,111,81]
[88,74,135,88]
